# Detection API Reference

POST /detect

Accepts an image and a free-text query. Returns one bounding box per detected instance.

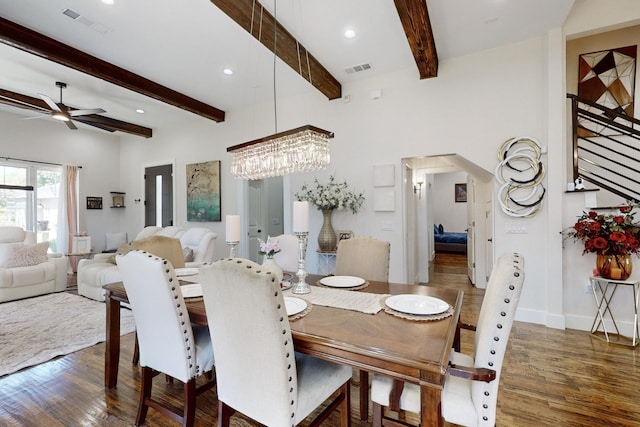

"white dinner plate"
[284,297,307,316]
[175,267,199,277]
[319,276,365,288]
[180,283,203,298]
[385,294,449,315]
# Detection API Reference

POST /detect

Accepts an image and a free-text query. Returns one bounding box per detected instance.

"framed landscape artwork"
[186,160,221,222]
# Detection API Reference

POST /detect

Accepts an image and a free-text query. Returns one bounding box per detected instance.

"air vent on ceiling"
[62,8,80,19]
[61,8,111,34]
[345,63,372,74]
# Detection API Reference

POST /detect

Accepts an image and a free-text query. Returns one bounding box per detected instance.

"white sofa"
[0,226,67,303]
[77,226,217,301]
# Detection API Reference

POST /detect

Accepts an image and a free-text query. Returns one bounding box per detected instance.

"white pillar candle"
[293,201,309,233]
[226,215,240,242]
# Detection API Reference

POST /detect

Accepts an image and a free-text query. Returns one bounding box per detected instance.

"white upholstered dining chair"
[117,250,215,427]
[334,235,390,421]
[370,252,525,427]
[271,233,299,273]
[199,257,352,427]
[334,236,390,282]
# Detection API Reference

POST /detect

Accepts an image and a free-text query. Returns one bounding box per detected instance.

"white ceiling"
[0,0,575,134]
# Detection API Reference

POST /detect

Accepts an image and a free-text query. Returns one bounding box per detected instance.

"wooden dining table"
[103,275,463,427]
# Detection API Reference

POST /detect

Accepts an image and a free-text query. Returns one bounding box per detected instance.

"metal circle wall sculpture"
[495,136,546,217]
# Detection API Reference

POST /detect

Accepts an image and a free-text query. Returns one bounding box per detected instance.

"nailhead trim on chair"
[479,253,523,424]
[222,257,297,424]
[140,250,199,376]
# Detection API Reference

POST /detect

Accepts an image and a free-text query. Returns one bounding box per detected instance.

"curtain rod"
[1,157,82,168]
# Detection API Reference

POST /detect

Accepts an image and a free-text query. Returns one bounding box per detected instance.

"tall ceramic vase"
[318,209,337,252]
[596,253,632,280]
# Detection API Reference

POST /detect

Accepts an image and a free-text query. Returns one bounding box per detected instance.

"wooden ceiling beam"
[0,87,153,138]
[210,0,342,100]
[394,0,438,79]
[0,17,225,123]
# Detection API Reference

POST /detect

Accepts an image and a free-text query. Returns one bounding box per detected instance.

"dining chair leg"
[217,401,236,427]
[360,370,369,422]
[132,333,139,365]
[372,402,382,427]
[182,379,197,427]
[136,366,153,426]
[340,381,351,427]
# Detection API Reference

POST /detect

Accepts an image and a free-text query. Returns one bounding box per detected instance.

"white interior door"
[466,177,476,284]
[485,200,494,282]
[247,180,265,262]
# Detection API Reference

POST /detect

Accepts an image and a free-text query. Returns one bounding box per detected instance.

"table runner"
[284,286,389,314]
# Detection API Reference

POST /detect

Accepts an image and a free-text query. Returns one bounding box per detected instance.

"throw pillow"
[5,242,49,268]
[183,247,194,262]
[433,224,440,235]
[438,224,444,234]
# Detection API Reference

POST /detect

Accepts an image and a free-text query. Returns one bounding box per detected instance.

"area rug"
[0,292,136,377]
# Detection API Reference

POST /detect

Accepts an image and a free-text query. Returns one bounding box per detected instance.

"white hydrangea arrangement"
[295,175,365,214]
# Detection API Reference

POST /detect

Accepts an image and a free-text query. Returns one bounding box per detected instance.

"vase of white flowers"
[259,237,283,282]
[295,175,365,251]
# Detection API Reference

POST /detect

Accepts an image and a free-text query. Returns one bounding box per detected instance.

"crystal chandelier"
[227,125,333,180]
[226,0,333,180]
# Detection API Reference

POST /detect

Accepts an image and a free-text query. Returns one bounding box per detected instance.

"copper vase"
[596,254,632,280]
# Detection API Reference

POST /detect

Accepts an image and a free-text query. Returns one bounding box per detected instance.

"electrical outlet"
[584,282,593,294]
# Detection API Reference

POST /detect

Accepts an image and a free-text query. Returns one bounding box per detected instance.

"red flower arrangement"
[569,205,640,256]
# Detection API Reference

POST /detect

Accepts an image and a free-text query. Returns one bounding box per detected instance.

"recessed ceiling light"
[102,0,114,5]
[344,29,356,39]
[136,109,145,114]
[223,68,234,76]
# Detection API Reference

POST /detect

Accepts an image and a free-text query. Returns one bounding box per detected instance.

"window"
[0,161,62,251]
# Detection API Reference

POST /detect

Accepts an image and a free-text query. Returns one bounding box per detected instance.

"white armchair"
[0,226,67,303]
[370,252,525,427]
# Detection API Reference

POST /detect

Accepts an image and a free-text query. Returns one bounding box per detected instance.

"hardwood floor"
[1,254,639,426]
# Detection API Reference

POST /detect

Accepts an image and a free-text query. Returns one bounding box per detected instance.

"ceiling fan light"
[52,111,70,121]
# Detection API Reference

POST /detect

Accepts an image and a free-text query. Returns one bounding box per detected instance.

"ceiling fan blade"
[64,120,77,130]
[38,93,62,112]
[69,108,106,117]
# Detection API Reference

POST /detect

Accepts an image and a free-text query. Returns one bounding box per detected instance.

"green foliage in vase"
[295,175,365,214]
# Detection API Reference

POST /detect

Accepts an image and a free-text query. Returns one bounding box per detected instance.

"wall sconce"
[413,181,424,199]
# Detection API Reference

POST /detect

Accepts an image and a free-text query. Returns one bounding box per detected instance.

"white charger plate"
[175,267,199,277]
[180,283,203,298]
[284,297,307,316]
[385,294,448,315]
[319,276,365,288]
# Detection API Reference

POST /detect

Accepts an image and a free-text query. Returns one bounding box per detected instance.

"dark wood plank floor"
[1,253,639,426]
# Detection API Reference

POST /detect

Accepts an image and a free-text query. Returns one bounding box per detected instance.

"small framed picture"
[338,230,353,241]
[86,196,103,210]
[455,183,467,203]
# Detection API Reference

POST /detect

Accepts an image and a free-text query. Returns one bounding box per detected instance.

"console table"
[589,276,640,347]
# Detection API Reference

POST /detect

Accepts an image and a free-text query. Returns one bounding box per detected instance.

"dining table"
[103,274,463,427]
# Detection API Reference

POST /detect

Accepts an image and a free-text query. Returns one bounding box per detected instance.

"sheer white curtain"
[58,166,79,270]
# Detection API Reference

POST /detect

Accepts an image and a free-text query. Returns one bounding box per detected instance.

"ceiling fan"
[35,81,105,130]
[0,82,152,138]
